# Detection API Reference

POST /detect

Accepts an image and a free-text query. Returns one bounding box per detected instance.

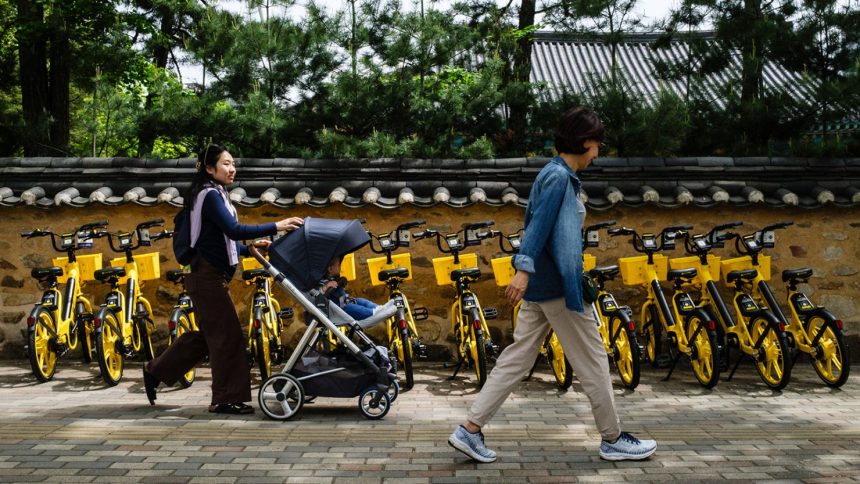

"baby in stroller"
[250,217,400,420]
[322,258,382,320]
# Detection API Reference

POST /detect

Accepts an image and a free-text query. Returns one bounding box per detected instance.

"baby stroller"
[249,217,399,420]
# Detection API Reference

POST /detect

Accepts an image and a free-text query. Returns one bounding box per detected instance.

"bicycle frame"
[246,273,283,378]
[21,221,108,381]
[419,221,497,385]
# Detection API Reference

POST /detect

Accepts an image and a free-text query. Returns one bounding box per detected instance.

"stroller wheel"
[258,374,304,421]
[388,379,400,403]
[358,387,391,420]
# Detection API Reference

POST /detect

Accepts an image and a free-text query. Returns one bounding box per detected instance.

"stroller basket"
[292,346,393,398]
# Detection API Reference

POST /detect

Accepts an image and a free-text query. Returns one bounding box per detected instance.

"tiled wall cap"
[398,187,415,205]
[329,187,348,203]
[708,186,730,203]
[124,187,147,202]
[777,188,799,206]
[22,187,46,205]
[157,187,180,203]
[433,187,450,203]
[54,187,80,206]
[469,187,487,203]
[295,188,313,205]
[260,188,281,204]
[813,186,835,204]
[90,187,113,202]
[675,186,693,204]
[641,185,659,203]
[742,186,765,203]
[362,187,381,204]
[229,188,247,203]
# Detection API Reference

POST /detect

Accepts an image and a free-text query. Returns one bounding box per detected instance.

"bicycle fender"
[94,306,122,336]
[26,305,56,336]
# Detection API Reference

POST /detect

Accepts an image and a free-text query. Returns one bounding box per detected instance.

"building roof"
[2,156,859,210]
[530,31,818,108]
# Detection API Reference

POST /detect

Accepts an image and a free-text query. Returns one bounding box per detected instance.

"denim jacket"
[512,157,585,312]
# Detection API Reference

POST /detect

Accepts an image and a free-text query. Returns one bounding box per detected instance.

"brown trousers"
[146,258,251,405]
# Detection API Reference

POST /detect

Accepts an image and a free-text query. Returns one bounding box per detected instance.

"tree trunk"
[16,0,50,156]
[48,9,71,154]
[740,0,763,104]
[138,6,174,157]
[509,0,536,154]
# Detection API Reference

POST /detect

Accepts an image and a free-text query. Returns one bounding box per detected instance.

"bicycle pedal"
[414,343,429,358]
[482,307,498,320]
[279,308,294,320]
[654,354,673,369]
[412,307,429,321]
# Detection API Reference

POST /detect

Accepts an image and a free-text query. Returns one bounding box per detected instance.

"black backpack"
[172,208,195,265]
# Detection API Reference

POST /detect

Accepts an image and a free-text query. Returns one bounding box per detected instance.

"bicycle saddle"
[451,267,481,281]
[31,267,63,279]
[590,265,620,281]
[782,267,812,282]
[166,269,186,283]
[242,268,270,281]
[726,268,757,283]
[379,268,409,281]
[94,267,126,282]
[668,267,698,281]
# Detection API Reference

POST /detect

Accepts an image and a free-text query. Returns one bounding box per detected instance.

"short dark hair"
[554,107,605,155]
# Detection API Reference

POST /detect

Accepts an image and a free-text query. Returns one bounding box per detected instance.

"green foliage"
[0,0,858,158]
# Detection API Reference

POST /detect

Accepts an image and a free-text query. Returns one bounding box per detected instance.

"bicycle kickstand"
[662,351,684,382]
[445,359,464,380]
[726,354,745,381]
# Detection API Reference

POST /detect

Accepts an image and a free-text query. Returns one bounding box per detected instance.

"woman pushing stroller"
[143,144,303,415]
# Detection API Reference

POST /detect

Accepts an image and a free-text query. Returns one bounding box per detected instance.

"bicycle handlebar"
[136,218,164,231]
[761,221,793,232]
[20,220,110,253]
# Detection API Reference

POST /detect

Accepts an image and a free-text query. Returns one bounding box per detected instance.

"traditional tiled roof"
[530,31,819,108]
[1,157,859,210]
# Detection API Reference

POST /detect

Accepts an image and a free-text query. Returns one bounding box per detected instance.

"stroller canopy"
[268,217,370,291]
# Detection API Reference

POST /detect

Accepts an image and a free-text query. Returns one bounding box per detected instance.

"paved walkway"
[0,359,858,483]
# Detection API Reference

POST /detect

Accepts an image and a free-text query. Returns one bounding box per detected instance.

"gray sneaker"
[448,425,497,463]
[599,431,657,461]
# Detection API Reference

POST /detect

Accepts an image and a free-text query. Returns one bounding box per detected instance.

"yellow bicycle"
[610,224,720,388]
[242,255,293,381]
[674,222,791,390]
[164,268,200,388]
[366,220,430,390]
[92,219,168,385]
[418,221,499,387]
[585,220,642,390]
[20,220,107,381]
[723,222,839,387]
[488,228,573,389]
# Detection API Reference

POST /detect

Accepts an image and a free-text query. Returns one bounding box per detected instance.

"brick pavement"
[0,359,858,483]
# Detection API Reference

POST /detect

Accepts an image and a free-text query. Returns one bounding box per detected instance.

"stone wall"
[1,203,858,360]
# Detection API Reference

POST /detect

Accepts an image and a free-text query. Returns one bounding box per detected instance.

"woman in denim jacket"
[448,107,657,462]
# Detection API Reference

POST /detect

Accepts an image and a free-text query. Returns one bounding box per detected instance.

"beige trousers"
[467,297,622,441]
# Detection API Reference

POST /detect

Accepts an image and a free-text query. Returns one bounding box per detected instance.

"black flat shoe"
[208,403,254,414]
[143,367,159,405]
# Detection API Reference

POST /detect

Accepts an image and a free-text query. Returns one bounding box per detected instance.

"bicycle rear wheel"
[749,316,790,390]
[806,315,850,388]
[28,308,57,382]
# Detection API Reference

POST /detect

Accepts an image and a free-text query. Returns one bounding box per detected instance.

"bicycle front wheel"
[399,326,414,390]
[75,301,93,364]
[95,308,124,386]
[643,305,662,367]
[749,316,790,390]
[137,302,155,361]
[468,309,488,387]
[610,315,641,390]
[255,309,272,380]
[546,332,573,390]
[169,309,195,388]
[806,315,850,388]
[28,308,57,382]
[685,312,719,388]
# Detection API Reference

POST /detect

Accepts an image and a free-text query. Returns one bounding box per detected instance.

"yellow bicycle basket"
[432,253,479,286]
